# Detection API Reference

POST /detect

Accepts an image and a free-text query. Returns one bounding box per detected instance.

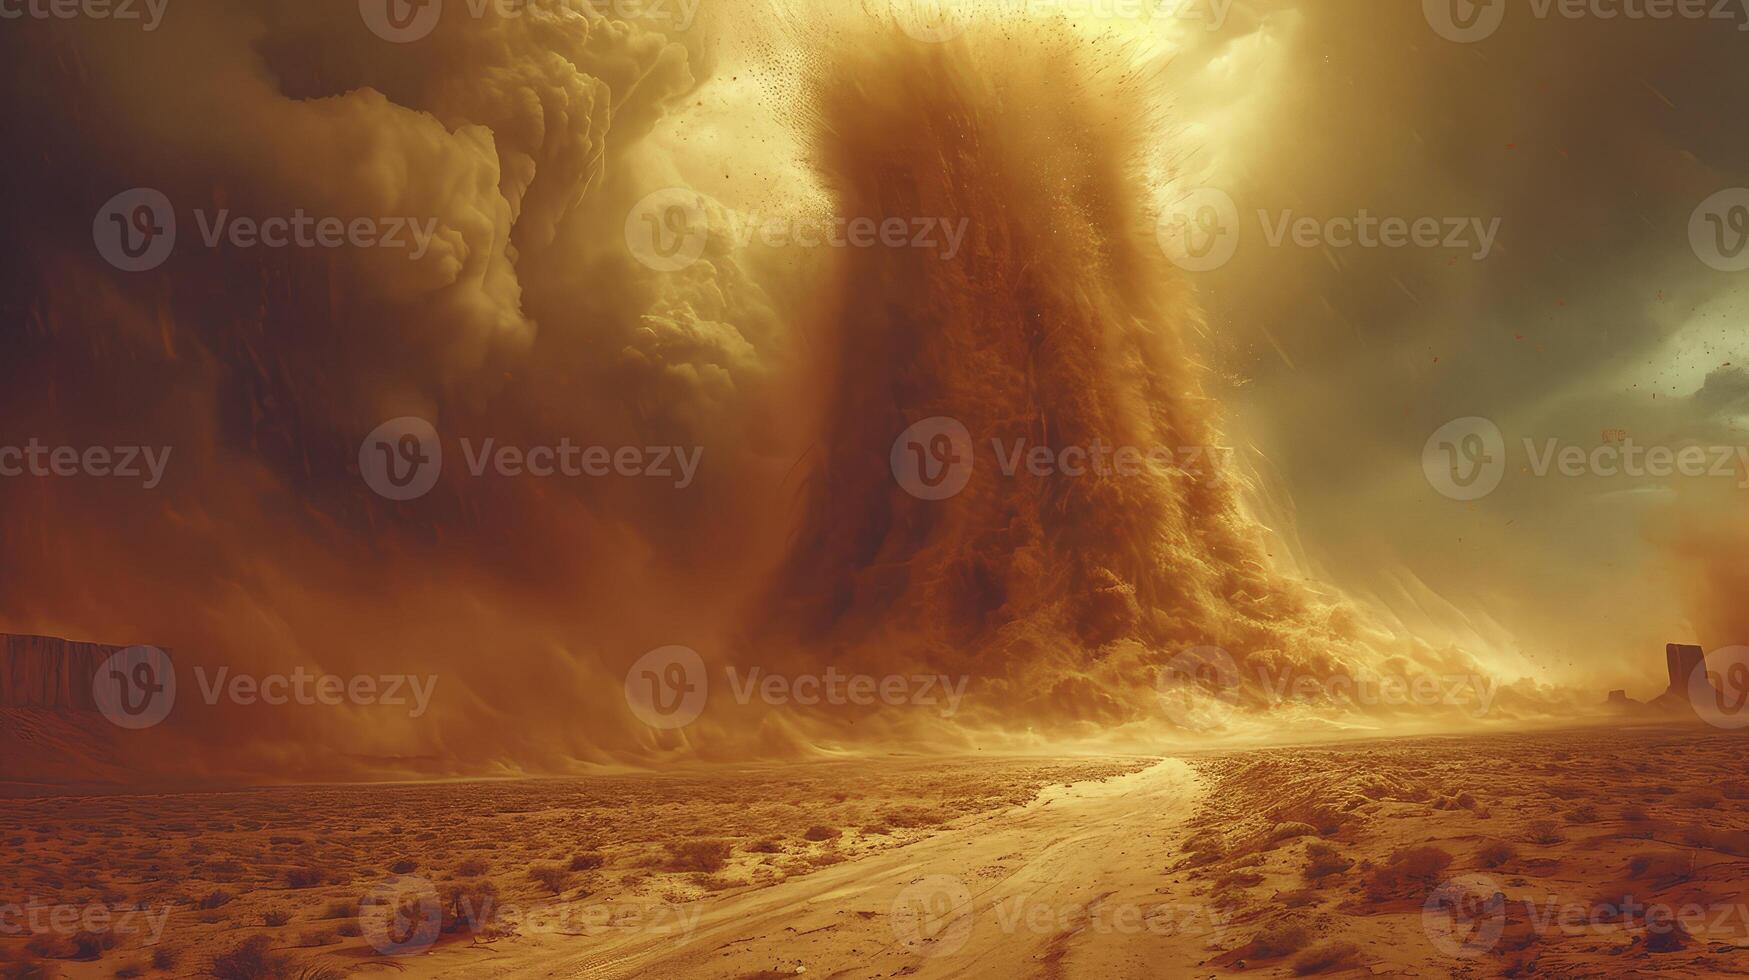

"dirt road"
[411,759,1209,979]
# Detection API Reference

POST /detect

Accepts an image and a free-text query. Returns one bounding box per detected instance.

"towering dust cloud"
[766,27,1370,731]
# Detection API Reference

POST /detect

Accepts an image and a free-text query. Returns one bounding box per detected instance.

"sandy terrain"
[5,727,1749,978]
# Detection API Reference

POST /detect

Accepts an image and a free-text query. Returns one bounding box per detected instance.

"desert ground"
[4,726,1748,979]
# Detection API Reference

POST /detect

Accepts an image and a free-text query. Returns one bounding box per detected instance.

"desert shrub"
[151,946,180,970]
[207,929,280,973]
[114,963,146,978]
[1292,941,1359,975]
[197,889,235,910]
[318,901,354,920]
[1525,820,1564,845]
[295,929,335,948]
[442,880,499,934]
[1365,846,1453,901]
[1644,908,1693,952]
[876,805,950,829]
[335,922,362,938]
[70,931,117,960]
[1626,852,1693,887]
[1676,790,1722,810]
[454,858,489,877]
[23,935,74,959]
[1621,805,1650,822]
[1250,920,1312,958]
[528,865,570,893]
[262,909,292,927]
[284,868,324,889]
[1477,841,1518,868]
[746,839,784,854]
[1269,822,1318,845]
[665,840,732,873]
[388,859,418,874]
[1217,871,1264,889]
[1,960,56,980]
[568,852,605,872]
[1303,851,1353,881]
[1566,804,1600,824]
[802,826,841,842]
[1276,889,1319,909]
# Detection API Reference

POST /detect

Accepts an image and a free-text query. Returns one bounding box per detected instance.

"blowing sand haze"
[3,1,1749,978]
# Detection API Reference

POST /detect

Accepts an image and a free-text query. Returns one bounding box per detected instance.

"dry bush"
[1524,820,1564,845]
[1301,850,1350,882]
[197,889,235,910]
[262,908,292,927]
[1250,920,1313,958]
[528,865,570,893]
[388,858,418,874]
[665,840,733,873]
[1292,941,1359,975]
[207,936,343,980]
[1275,889,1319,909]
[746,839,784,854]
[284,868,324,889]
[1477,841,1518,868]
[1675,790,1722,810]
[802,826,841,842]
[454,858,488,877]
[318,901,354,920]
[1565,804,1600,824]
[1625,852,1693,887]
[568,852,605,871]
[442,880,499,934]
[1365,846,1453,901]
